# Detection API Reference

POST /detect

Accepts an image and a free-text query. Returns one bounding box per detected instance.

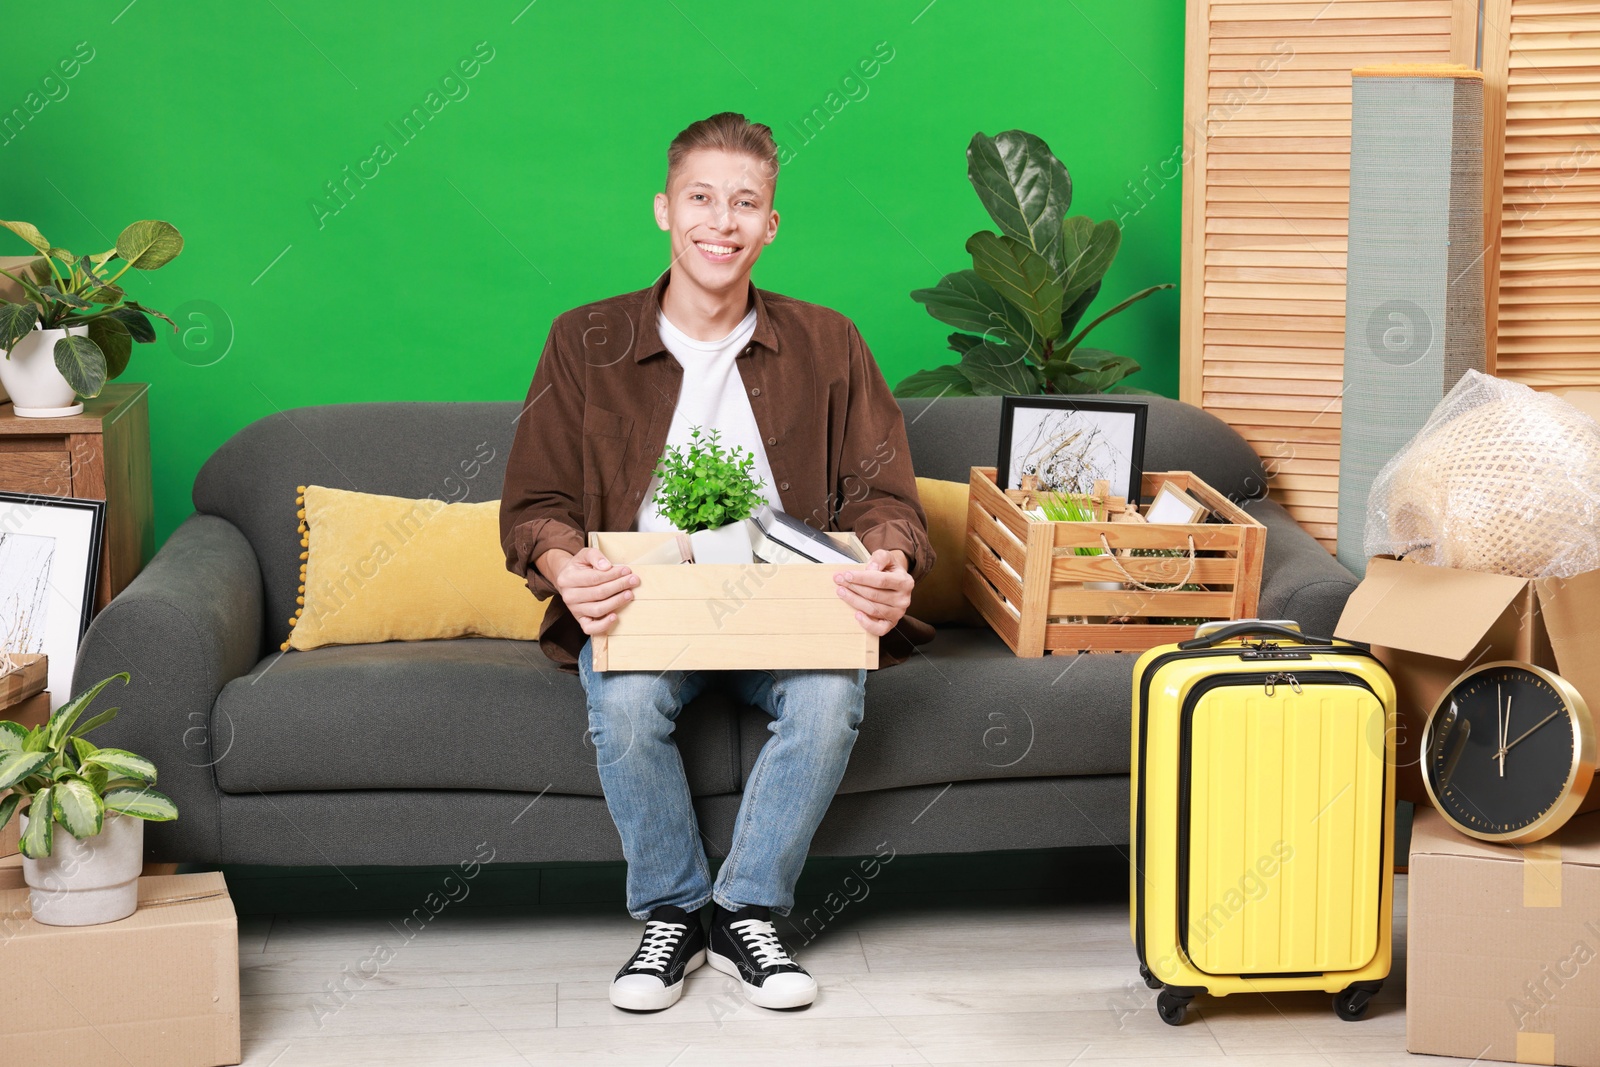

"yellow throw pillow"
[283,485,548,651]
[909,476,984,627]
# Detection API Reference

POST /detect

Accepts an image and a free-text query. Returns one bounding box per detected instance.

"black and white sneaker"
[706,903,817,1009]
[610,905,706,1011]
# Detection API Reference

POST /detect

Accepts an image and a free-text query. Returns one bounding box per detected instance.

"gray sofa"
[72,395,1358,867]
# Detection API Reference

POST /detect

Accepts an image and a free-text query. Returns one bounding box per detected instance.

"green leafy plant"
[0,219,182,399]
[1037,490,1104,557]
[652,427,766,533]
[0,672,178,859]
[893,130,1173,398]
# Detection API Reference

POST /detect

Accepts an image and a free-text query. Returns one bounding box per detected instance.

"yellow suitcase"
[1129,621,1397,1025]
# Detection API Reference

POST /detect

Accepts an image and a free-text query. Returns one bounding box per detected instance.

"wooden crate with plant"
[963,467,1265,655]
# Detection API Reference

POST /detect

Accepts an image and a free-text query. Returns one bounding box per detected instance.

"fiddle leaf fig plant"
[894,130,1173,398]
[0,672,178,859]
[0,218,183,399]
[652,426,766,533]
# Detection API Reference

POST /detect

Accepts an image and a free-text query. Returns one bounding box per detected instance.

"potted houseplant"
[893,130,1173,398]
[0,218,181,417]
[652,426,765,564]
[0,672,179,926]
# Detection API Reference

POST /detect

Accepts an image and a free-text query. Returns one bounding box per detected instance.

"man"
[500,111,933,1013]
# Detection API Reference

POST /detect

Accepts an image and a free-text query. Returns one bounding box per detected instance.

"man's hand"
[834,549,914,637]
[538,546,639,636]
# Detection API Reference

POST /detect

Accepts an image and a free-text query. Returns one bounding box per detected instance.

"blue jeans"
[577,639,867,919]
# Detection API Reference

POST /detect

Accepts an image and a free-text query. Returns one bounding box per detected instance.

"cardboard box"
[1408,807,1600,1065]
[0,654,46,711]
[0,872,240,1066]
[0,691,49,858]
[1335,556,1600,807]
[0,853,20,891]
[588,530,878,671]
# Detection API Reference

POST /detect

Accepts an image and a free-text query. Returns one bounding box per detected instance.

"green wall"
[5,1,1185,548]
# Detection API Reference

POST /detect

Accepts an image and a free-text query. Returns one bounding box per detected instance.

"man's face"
[654,148,778,293]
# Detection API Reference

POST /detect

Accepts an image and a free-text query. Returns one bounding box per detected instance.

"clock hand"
[1491,707,1562,760]
[1498,686,1507,778]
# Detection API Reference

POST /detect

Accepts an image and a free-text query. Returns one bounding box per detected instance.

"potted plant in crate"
[652,426,766,564]
[0,672,179,926]
[893,130,1172,398]
[0,219,181,417]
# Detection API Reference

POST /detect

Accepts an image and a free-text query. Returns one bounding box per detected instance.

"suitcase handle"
[1177,620,1333,650]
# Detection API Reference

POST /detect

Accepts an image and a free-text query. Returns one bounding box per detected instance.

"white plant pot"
[688,521,755,565]
[0,325,87,417]
[19,812,144,926]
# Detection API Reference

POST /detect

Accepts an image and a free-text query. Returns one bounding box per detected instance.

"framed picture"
[0,492,107,712]
[1145,483,1210,525]
[997,397,1149,504]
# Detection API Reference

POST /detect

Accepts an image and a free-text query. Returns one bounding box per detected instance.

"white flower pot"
[0,325,87,417]
[19,812,144,926]
[688,521,755,565]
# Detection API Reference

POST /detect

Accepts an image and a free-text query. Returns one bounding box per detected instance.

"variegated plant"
[0,218,182,399]
[0,672,178,859]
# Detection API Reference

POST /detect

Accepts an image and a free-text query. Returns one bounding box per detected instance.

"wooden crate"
[588,531,878,672]
[963,467,1265,656]
[0,654,46,712]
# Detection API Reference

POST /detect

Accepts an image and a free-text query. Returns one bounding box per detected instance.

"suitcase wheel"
[1138,964,1162,990]
[1333,986,1374,1021]
[1156,989,1192,1026]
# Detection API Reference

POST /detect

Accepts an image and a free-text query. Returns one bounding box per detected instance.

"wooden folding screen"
[1482,0,1600,389]
[1181,0,1476,552]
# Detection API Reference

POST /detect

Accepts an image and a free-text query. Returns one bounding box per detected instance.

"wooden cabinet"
[0,382,155,614]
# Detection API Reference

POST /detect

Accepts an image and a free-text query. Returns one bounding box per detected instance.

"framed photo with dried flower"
[997,397,1149,504]
[0,492,107,711]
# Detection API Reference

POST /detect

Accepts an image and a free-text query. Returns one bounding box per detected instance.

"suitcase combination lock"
[1263,672,1302,696]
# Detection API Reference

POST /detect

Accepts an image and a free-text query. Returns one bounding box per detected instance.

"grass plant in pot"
[1036,489,1123,622]
[652,427,765,564]
[0,672,179,926]
[0,219,182,417]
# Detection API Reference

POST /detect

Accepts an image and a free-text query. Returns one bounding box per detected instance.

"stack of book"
[748,506,868,565]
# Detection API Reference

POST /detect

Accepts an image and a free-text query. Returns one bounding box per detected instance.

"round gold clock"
[1421,662,1596,844]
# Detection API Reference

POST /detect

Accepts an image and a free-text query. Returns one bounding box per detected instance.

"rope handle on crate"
[1096,534,1197,591]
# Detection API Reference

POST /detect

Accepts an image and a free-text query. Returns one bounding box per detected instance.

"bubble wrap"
[1364,369,1600,578]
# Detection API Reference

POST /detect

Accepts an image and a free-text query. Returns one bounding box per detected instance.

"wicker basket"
[963,467,1266,655]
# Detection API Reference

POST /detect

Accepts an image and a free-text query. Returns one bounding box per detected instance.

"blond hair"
[665,111,779,198]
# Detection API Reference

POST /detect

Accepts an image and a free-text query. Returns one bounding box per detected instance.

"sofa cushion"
[738,626,1139,796]
[286,485,547,651]
[908,476,984,626]
[211,637,741,797]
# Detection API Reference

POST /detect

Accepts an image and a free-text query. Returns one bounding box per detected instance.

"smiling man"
[500,111,933,1013]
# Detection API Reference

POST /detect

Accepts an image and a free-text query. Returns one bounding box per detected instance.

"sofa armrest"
[1243,496,1359,640]
[70,514,264,864]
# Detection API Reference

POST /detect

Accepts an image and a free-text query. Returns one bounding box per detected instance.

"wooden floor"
[226,850,1475,1067]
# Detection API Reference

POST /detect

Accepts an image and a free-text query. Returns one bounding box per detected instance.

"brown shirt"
[500,270,936,672]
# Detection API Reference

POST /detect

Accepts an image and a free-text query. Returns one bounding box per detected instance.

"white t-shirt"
[633,306,783,532]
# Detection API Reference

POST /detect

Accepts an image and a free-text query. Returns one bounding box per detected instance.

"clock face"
[1424,663,1589,842]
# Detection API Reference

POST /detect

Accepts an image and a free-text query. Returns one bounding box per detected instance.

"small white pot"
[689,521,755,565]
[19,812,144,926]
[0,325,87,417]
